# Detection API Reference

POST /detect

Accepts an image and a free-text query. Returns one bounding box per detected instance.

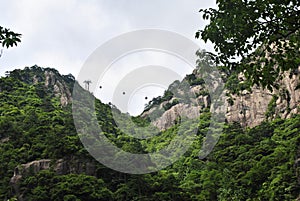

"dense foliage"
[0,66,299,200]
[0,26,21,49]
[196,0,300,90]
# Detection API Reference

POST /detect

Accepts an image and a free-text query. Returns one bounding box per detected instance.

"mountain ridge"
[141,65,300,130]
[0,65,299,200]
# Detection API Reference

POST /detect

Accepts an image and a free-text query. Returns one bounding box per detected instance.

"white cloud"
[0,0,216,114]
[0,0,131,75]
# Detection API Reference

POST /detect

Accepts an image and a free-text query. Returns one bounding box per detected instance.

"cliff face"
[151,103,203,130]
[44,70,73,106]
[1,65,299,200]
[143,92,210,130]
[10,158,96,201]
[142,66,300,130]
[6,65,73,106]
[226,67,300,127]
[10,158,96,184]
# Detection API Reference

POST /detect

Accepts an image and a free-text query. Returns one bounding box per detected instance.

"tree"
[196,0,300,90]
[0,26,21,51]
[83,80,92,91]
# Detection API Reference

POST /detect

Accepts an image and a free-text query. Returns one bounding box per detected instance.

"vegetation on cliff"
[0,66,299,200]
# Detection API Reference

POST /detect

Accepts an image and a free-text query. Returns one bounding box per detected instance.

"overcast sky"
[0,0,216,115]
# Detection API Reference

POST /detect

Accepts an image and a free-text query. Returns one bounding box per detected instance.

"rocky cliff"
[226,66,300,127]
[142,66,300,130]
[10,158,96,201]
[5,65,73,106]
[44,70,73,106]
[1,65,299,200]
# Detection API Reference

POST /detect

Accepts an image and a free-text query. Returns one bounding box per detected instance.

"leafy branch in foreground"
[0,26,22,49]
[196,0,300,90]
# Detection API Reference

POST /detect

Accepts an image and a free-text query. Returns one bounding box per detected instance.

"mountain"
[0,65,299,200]
[142,66,300,130]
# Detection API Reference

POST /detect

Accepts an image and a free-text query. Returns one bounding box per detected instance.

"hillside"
[142,65,300,130]
[0,65,299,200]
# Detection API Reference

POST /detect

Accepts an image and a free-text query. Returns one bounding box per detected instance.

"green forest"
[1,0,300,200]
[0,64,299,200]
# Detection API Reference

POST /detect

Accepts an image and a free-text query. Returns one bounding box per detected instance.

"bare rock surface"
[143,66,300,130]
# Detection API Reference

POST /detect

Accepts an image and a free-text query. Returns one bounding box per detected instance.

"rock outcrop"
[44,70,72,106]
[151,103,201,130]
[10,158,96,201]
[6,65,73,106]
[226,67,300,127]
[10,158,96,184]
[143,66,300,130]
